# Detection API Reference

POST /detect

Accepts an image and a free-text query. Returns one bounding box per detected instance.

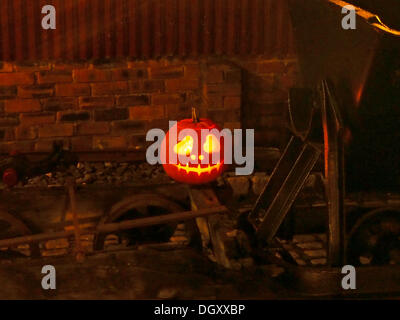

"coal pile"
[8,162,173,188]
[0,159,280,197]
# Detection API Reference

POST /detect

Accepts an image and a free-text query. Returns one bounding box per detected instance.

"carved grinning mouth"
[174,162,222,176]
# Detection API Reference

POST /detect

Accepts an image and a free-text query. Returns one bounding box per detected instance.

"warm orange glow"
[173,134,221,159]
[203,134,220,153]
[355,87,363,105]
[162,118,225,184]
[174,162,222,176]
[174,136,194,156]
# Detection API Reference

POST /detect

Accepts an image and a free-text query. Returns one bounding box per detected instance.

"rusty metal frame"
[249,136,321,245]
[0,209,40,257]
[250,80,346,267]
[0,205,228,249]
[93,193,185,250]
[320,80,346,267]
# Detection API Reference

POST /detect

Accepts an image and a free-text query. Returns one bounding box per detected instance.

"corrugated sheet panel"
[0,0,295,61]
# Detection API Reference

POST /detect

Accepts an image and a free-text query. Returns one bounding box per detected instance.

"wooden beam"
[189,187,232,269]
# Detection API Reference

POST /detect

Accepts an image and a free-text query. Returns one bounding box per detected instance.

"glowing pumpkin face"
[161,118,225,184]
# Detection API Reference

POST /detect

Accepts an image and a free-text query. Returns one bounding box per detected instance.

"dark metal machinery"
[249,80,346,266]
[249,0,400,295]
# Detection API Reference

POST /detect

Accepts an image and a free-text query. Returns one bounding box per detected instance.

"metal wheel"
[347,208,400,266]
[94,193,184,250]
[0,209,40,258]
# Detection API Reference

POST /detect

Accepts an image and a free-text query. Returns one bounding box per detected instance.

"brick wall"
[0,57,298,155]
[235,57,299,148]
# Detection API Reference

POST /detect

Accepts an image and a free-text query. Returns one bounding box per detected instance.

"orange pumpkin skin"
[161,118,226,184]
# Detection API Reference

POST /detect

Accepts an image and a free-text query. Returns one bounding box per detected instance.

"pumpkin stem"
[192,107,198,123]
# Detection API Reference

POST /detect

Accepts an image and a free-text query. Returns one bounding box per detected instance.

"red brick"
[152,93,184,105]
[91,82,129,96]
[0,117,19,126]
[15,62,51,72]
[167,59,197,65]
[207,108,240,124]
[70,136,93,152]
[146,119,170,131]
[111,120,146,135]
[35,140,53,152]
[258,60,286,74]
[55,83,91,97]
[127,134,147,150]
[0,127,15,141]
[206,67,224,83]
[94,108,129,121]
[79,97,114,109]
[53,62,88,71]
[142,80,165,93]
[0,62,14,73]
[117,95,150,106]
[128,81,142,93]
[37,70,72,84]
[42,98,77,111]
[76,122,110,135]
[184,65,200,79]
[150,66,184,79]
[224,70,241,83]
[128,60,164,69]
[73,69,112,82]
[224,96,241,109]
[18,84,54,98]
[91,60,127,69]
[0,141,35,153]
[0,73,34,86]
[113,68,148,81]
[206,95,224,108]
[20,113,55,125]
[15,126,37,140]
[204,83,241,96]
[57,111,91,122]
[165,79,199,91]
[39,124,74,138]
[35,139,68,152]
[0,86,17,99]
[129,105,164,120]
[166,104,191,119]
[93,136,127,150]
[5,99,41,113]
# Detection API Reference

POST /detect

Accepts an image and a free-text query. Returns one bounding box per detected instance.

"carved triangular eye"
[173,135,194,156]
[203,134,220,153]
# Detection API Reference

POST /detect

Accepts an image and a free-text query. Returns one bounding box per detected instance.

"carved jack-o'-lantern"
[161,109,225,184]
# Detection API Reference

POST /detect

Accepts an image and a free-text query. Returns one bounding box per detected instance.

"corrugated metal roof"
[0,0,294,61]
